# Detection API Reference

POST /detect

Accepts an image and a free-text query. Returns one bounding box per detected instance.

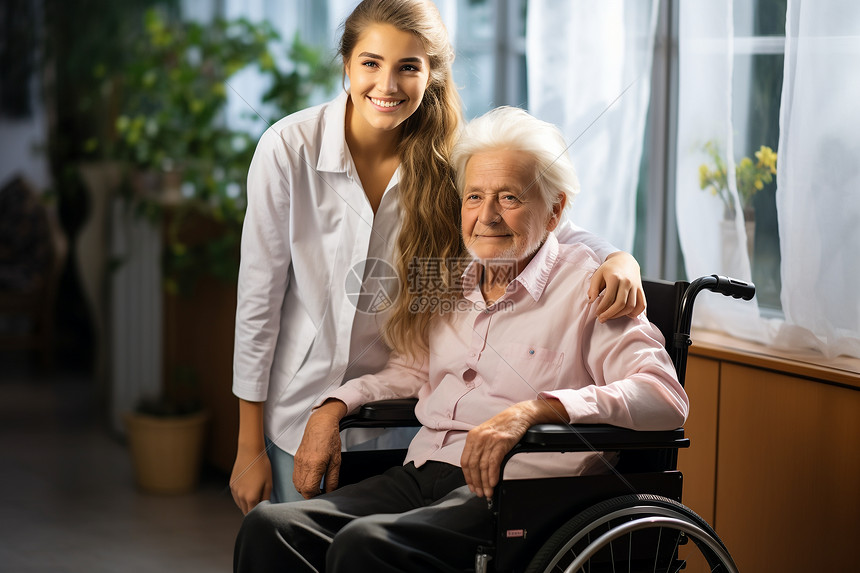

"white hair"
[450,106,580,212]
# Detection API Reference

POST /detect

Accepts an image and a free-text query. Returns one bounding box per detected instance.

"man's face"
[461,149,562,265]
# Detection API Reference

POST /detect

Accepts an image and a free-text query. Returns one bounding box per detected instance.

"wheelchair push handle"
[674,274,755,349]
[699,274,756,301]
[679,275,756,334]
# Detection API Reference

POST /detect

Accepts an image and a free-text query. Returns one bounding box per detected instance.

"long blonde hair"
[339,0,464,359]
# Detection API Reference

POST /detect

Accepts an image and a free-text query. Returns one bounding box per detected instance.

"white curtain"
[526,0,659,252]
[774,0,860,357]
[675,0,760,338]
[676,0,860,358]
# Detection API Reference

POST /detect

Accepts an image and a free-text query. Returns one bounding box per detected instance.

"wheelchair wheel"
[525,494,737,573]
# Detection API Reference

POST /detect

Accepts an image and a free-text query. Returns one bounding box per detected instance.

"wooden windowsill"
[689,329,860,390]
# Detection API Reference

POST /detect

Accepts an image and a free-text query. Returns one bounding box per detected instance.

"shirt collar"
[316,91,351,173]
[460,233,560,303]
[314,91,402,190]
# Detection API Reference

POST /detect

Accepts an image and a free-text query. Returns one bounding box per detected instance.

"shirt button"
[529,349,535,355]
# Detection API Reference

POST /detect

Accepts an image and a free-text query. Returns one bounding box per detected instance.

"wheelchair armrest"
[338,401,689,452]
[516,424,689,452]
[339,398,421,431]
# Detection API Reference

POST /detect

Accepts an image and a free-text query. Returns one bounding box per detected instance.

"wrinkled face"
[344,23,431,137]
[461,149,563,265]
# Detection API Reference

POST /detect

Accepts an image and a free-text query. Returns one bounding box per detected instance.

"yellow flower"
[755,146,778,174]
[699,139,778,218]
[699,164,709,188]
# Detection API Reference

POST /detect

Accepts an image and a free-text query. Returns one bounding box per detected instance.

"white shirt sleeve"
[232,129,293,402]
[553,219,619,261]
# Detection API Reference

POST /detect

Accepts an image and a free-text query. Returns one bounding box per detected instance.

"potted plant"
[698,140,777,222]
[100,8,338,492]
[123,365,210,494]
[698,140,777,266]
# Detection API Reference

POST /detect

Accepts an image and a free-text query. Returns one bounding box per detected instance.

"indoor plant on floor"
[123,366,209,494]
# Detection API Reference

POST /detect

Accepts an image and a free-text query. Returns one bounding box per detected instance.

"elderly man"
[233,107,688,573]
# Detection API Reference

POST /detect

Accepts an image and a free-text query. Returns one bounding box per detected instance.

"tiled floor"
[0,359,243,572]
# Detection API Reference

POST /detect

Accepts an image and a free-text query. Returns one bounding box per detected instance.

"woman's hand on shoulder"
[588,251,646,322]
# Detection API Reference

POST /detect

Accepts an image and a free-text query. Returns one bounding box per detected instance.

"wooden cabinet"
[677,356,719,525]
[677,333,860,572]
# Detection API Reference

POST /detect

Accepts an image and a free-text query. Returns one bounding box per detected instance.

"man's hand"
[460,398,567,498]
[588,251,646,322]
[292,399,348,499]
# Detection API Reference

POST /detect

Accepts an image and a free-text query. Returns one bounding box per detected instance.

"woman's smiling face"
[344,23,431,137]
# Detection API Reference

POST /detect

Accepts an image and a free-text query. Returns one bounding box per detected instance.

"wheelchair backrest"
[642,279,690,387]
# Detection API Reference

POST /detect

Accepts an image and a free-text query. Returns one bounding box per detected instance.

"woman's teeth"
[370,98,401,108]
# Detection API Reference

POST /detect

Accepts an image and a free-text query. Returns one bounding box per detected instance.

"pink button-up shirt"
[326,234,688,480]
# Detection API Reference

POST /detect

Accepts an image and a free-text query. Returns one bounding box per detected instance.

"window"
[635,0,786,311]
[635,0,680,281]
[451,0,528,117]
[733,0,786,311]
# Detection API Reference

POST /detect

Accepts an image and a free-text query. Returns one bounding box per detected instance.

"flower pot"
[719,219,755,275]
[124,410,209,494]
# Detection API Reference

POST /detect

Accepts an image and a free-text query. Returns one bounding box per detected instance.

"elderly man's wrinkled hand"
[588,251,646,322]
[292,400,347,499]
[460,405,534,499]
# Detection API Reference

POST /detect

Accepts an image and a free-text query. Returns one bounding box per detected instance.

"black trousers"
[233,462,494,573]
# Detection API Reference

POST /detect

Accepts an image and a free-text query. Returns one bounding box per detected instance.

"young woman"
[230,0,645,513]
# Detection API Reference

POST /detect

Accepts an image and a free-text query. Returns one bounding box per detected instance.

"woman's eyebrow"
[357,51,424,65]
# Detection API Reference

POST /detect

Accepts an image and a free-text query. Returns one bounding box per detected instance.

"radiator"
[109,199,162,434]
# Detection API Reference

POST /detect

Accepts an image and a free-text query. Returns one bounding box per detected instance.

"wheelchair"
[338,275,754,573]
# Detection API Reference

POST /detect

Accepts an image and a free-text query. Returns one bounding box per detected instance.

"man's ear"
[545,193,567,232]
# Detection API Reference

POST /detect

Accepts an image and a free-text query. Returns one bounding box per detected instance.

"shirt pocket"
[490,341,565,399]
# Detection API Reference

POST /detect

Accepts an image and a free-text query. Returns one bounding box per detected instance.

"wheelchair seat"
[339,275,754,572]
